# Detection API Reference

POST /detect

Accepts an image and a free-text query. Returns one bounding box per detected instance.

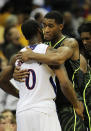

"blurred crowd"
[0,0,91,130]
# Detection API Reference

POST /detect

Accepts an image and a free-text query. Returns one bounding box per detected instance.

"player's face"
[43,18,63,41]
[80,32,91,52]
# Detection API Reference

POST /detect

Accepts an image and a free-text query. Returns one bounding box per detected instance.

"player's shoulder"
[65,37,77,42]
[63,37,78,48]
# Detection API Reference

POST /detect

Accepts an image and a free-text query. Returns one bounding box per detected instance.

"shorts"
[16,109,62,131]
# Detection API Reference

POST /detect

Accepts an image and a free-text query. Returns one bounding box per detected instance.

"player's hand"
[17,47,33,62]
[74,101,84,120]
[13,66,29,82]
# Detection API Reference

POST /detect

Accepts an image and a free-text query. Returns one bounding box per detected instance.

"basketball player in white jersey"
[12,20,62,131]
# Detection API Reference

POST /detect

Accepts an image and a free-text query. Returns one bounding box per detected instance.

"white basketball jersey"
[13,43,56,114]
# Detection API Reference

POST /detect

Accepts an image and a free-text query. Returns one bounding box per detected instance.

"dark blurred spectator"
[0,0,9,9]
[30,7,48,19]
[1,25,22,60]
[48,0,73,12]
[84,1,91,21]
[32,0,45,7]
[0,1,14,14]
[78,22,91,67]
[0,1,17,45]
[0,50,8,70]
[9,0,32,12]
[82,0,91,18]
[14,8,30,47]
[30,7,48,31]
[72,7,84,29]
[34,12,44,24]
[0,1,14,26]
[15,8,30,25]
[0,14,18,45]
[5,15,18,28]
[62,11,79,38]
[1,110,16,124]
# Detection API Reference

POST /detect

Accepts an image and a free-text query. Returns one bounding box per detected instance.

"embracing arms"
[17,38,79,65]
[17,46,73,65]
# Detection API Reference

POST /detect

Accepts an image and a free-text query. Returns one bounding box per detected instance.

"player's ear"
[59,24,64,31]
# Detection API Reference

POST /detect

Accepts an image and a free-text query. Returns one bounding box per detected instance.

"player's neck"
[29,37,43,45]
[51,33,64,46]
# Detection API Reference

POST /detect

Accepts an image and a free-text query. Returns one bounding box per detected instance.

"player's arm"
[80,54,87,73]
[17,46,73,65]
[55,64,84,120]
[63,38,79,59]
[0,55,19,98]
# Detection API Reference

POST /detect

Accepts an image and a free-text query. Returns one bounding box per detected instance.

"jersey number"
[25,69,36,90]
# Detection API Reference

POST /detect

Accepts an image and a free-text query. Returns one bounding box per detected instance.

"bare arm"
[0,66,19,98]
[0,55,19,98]
[55,64,78,107]
[55,64,84,119]
[17,46,73,65]
[63,38,79,60]
[80,54,87,73]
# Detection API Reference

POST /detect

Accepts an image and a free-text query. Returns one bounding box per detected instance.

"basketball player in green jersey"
[78,22,91,131]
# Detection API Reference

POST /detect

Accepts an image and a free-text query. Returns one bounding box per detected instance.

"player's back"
[15,44,56,114]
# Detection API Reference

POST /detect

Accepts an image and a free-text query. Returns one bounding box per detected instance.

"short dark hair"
[44,11,63,24]
[78,22,91,35]
[21,19,40,40]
